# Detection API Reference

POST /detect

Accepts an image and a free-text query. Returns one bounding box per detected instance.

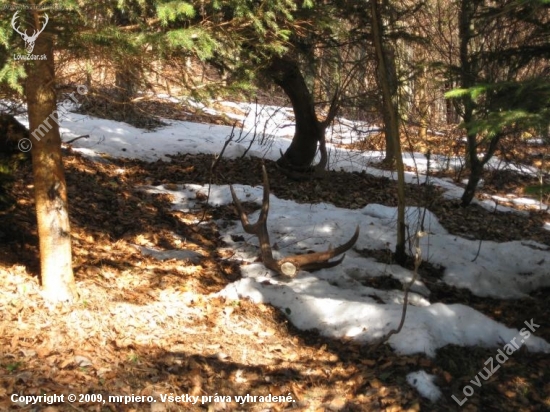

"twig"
[196,128,235,225]
[371,231,423,350]
[471,237,483,263]
[471,198,498,262]
[211,123,236,171]
[241,104,259,158]
[65,134,89,144]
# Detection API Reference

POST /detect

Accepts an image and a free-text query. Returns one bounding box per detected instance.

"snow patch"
[406,371,441,402]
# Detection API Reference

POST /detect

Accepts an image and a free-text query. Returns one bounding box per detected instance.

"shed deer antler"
[230,165,359,276]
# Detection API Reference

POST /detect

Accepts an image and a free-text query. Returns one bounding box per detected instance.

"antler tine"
[281,225,360,269]
[300,254,346,272]
[229,163,270,234]
[257,164,270,227]
[229,184,253,231]
[230,163,279,272]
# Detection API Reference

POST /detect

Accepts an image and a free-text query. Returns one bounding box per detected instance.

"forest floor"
[1,93,550,411]
[1,145,549,411]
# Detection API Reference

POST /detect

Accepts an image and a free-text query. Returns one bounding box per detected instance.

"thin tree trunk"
[26,13,77,302]
[115,66,138,104]
[458,0,483,207]
[461,131,502,206]
[371,0,407,264]
[417,66,428,140]
[382,107,396,163]
[461,161,482,206]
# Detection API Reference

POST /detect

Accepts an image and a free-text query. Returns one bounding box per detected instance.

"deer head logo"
[11,11,49,54]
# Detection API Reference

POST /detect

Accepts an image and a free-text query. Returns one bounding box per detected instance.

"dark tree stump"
[0,114,29,155]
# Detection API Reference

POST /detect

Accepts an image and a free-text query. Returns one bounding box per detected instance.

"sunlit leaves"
[157,2,195,25]
[166,28,218,60]
[0,62,26,94]
[0,25,11,49]
[445,88,474,99]
[446,84,501,101]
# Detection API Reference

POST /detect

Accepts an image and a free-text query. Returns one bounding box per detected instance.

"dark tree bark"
[458,0,479,207]
[266,56,325,171]
[112,10,140,115]
[381,105,396,163]
[0,115,29,210]
[373,0,399,165]
[0,114,29,155]
[26,13,77,302]
[461,162,482,206]
[460,131,502,206]
[457,0,499,207]
[115,65,139,104]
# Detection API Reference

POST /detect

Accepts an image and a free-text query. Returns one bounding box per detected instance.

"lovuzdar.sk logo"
[11,11,48,61]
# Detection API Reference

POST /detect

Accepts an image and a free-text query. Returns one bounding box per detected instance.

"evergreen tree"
[446,0,550,205]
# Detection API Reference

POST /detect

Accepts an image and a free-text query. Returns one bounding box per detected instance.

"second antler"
[229,165,359,276]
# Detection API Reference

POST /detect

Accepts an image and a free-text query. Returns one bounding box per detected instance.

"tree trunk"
[456,0,510,206]
[267,56,324,170]
[376,0,399,165]
[115,66,139,104]
[458,0,484,207]
[445,82,460,125]
[461,161,482,206]
[371,0,407,264]
[417,65,428,140]
[381,107,396,163]
[460,131,502,206]
[26,14,77,302]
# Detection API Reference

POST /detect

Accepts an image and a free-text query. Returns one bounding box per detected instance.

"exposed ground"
[1,144,549,411]
[1,95,550,411]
